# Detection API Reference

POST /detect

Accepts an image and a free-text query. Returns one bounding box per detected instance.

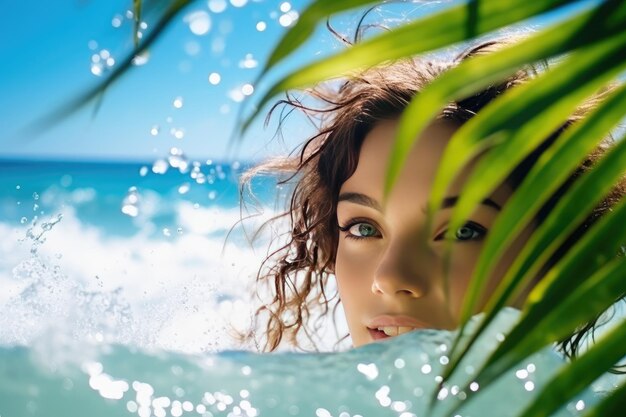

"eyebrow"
[337,192,502,212]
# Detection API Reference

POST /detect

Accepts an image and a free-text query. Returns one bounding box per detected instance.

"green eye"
[454,223,485,241]
[338,221,381,239]
[353,223,377,237]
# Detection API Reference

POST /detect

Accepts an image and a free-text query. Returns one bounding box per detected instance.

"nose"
[372,237,431,298]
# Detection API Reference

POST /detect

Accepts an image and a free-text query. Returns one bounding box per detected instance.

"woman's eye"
[436,222,486,242]
[338,221,381,239]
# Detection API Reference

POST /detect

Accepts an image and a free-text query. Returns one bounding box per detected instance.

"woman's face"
[335,118,533,347]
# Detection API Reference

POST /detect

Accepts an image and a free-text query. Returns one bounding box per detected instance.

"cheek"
[335,243,374,291]
[447,245,484,317]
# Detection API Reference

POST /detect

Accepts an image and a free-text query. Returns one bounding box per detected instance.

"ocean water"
[0,159,620,416]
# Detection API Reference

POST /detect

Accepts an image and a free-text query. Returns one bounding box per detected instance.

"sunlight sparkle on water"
[173,97,184,109]
[230,0,248,8]
[280,2,291,12]
[208,0,227,13]
[256,21,266,31]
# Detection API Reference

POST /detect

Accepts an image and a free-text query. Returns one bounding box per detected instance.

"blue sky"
[0,0,589,162]
[0,0,320,161]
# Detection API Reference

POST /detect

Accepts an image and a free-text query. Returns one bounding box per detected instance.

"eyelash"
[338,219,487,242]
[338,218,382,241]
[434,221,487,242]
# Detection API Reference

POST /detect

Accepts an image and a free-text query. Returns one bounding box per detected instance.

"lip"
[366,315,430,329]
[365,315,429,341]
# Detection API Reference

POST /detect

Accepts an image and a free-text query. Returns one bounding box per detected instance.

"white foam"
[0,200,348,356]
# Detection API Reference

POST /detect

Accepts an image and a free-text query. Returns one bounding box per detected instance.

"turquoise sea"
[0,158,621,417]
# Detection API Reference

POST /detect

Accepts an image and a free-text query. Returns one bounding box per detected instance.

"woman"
[244,39,625,354]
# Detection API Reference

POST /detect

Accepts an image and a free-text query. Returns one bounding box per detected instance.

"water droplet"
[163,228,171,237]
[152,159,169,174]
[33,192,40,200]
[173,97,184,109]
[112,15,123,28]
[20,217,28,224]
[33,203,39,211]
[208,191,217,200]
[139,166,149,177]
[230,0,247,7]
[242,83,254,96]
[121,187,140,217]
[208,72,221,85]
[178,183,190,194]
[420,364,431,374]
[185,40,201,56]
[228,89,244,103]
[208,0,227,13]
[185,11,211,35]
[256,21,266,31]
[524,381,534,391]
[469,382,479,392]
[177,227,183,235]
[100,49,110,59]
[280,2,291,12]
[526,363,536,373]
[212,37,225,54]
[139,21,148,30]
[170,128,185,139]
[169,148,189,173]
[279,11,298,27]
[91,63,104,76]
[16,185,21,190]
[239,54,258,69]
[132,51,150,66]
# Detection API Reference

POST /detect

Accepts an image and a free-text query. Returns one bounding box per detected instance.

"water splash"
[121,187,140,218]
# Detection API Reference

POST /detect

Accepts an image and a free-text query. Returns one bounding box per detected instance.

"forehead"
[340,118,462,201]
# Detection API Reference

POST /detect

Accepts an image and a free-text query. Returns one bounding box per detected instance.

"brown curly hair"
[242,38,625,354]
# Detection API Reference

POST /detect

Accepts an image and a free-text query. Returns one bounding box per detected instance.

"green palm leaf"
[243,0,577,133]
[444,195,626,413]
[390,0,626,203]
[438,83,626,385]
[445,27,626,323]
